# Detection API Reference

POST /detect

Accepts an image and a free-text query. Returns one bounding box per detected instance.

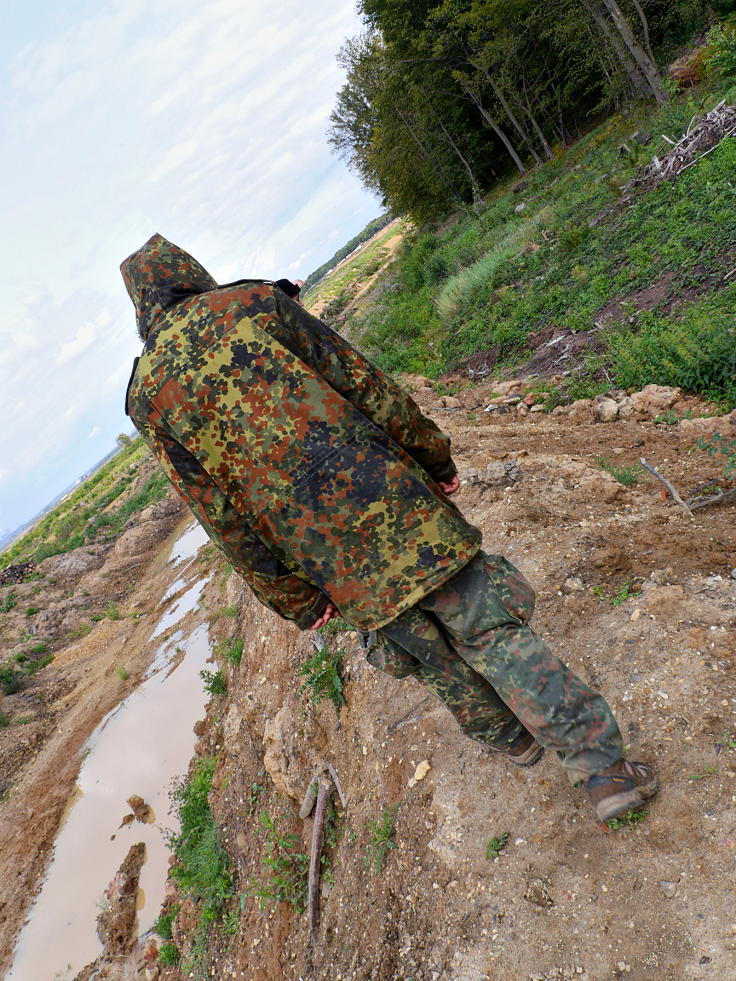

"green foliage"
[696,434,736,478]
[245,811,309,913]
[222,605,238,618]
[26,654,53,675]
[220,637,244,666]
[364,803,400,874]
[167,758,234,975]
[200,669,227,696]
[105,602,123,621]
[71,622,92,638]
[485,831,510,860]
[0,713,10,728]
[246,774,267,817]
[592,580,642,607]
[153,905,180,940]
[705,19,736,77]
[26,641,47,655]
[319,616,350,635]
[158,942,181,966]
[297,647,345,710]
[596,457,641,486]
[1,591,17,613]
[606,808,649,830]
[116,667,130,681]
[717,732,736,752]
[0,665,23,694]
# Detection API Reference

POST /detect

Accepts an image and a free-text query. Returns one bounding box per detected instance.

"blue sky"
[0,0,379,539]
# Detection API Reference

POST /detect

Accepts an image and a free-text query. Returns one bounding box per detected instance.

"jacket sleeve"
[133,406,329,630]
[270,290,457,484]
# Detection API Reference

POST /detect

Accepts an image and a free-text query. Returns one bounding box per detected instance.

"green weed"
[717,732,736,752]
[105,602,123,621]
[27,641,47,655]
[319,616,349,635]
[71,622,92,638]
[24,606,40,617]
[689,764,718,780]
[246,774,267,817]
[245,811,309,913]
[222,605,238,618]
[606,808,648,830]
[1,592,17,613]
[364,804,400,875]
[0,713,10,728]
[696,434,736,479]
[116,667,130,681]
[596,457,640,487]
[592,580,642,607]
[485,831,510,860]
[158,942,180,966]
[200,669,227,696]
[26,654,53,675]
[0,666,23,694]
[153,905,180,939]
[297,647,344,710]
[219,637,244,666]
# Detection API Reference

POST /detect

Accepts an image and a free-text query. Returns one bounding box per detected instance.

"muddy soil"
[1,389,734,981]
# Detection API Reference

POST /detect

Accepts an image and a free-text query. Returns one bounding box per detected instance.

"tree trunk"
[395,105,463,204]
[600,0,668,102]
[461,82,526,175]
[474,63,543,165]
[421,90,483,201]
[520,77,553,160]
[586,1,652,101]
[629,0,656,64]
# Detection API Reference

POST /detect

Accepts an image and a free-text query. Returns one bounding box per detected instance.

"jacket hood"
[120,233,218,340]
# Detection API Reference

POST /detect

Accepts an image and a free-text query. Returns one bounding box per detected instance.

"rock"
[617,396,637,420]
[463,461,522,489]
[563,577,584,593]
[409,760,431,787]
[524,394,537,406]
[439,396,462,409]
[512,180,527,193]
[97,842,146,955]
[660,880,678,898]
[38,548,105,582]
[263,704,301,800]
[493,379,523,396]
[524,875,554,908]
[593,397,620,423]
[515,202,526,213]
[567,398,594,422]
[127,794,154,824]
[530,404,546,413]
[730,569,736,581]
[629,384,681,417]
[517,404,529,418]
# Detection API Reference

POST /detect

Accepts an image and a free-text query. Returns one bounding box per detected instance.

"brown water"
[6,527,216,980]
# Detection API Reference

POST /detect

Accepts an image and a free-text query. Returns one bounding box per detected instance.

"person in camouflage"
[121,234,658,822]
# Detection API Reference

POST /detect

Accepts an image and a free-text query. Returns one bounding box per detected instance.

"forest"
[329,0,734,219]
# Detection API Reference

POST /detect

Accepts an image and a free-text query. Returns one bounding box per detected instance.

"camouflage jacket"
[122,234,481,630]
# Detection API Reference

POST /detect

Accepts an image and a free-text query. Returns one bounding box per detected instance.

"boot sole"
[595,775,659,823]
[510,744,545,768]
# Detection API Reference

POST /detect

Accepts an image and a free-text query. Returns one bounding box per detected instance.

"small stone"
[563,577,584,594]
[730,569,736,581]
[660,880,678,898]
[530,404,545,413]
[515,202,526,213]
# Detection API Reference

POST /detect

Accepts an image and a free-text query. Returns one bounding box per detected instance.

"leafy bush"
[597,457,641,486]
[0,713,10,728]
[200,669,227,696]
[364,804,400,875]
[221,638,244,666]
[696,433,736,478]
[0,666,23,695]
[1,591,17,613]
[153,905,180,940]
[705,20,736,77]
[158,942,180,966]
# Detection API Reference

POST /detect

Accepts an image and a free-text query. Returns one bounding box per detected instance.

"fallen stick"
[299,772,320,819]
[308,776,331,946]
[686,487,736,510]
[639,458,694,518]
[326,762,347,809]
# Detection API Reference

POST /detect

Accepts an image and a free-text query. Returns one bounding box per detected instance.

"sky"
[0,0,379,539]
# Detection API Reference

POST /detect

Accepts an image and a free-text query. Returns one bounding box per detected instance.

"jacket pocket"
[481,554,536,625]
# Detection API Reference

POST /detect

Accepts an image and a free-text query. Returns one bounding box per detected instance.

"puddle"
[167,522,209,566]
[149,576,209,640]
[6,623,213,981]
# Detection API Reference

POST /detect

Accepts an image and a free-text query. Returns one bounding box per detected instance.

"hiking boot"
[505,730,545,767]
[586,759,659,822]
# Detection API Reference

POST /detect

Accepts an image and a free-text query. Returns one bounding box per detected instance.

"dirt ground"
[1,385,735,981]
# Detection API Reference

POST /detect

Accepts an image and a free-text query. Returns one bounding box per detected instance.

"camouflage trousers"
[368,552,624,785]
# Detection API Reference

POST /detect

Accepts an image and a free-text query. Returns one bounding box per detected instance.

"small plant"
[1,592,17,613]
[0,713,10,728]
[592,580,642,607]
[597,457,640,487]
[319,616,349,635]
[71,622,92,638]
[116,667,130,681]
[653,409,693,426]
[222,605,238,618]
[485,831,510,860]
[26,654,54,675]
[14,652,28,664]
[606,808,648,830]
[696,434,736,479]
[105,602,123,621]
[246,774,267,816]
[245,811,309,913]
[27,641,47,655]
[689,764,718,780]
[705,19,736,77]
[200,668,227,696]
[297,647,345,710]
[364,803,400,875]
[158,941,181,966]
[222,638,244,666]
[24,606,41,617]
[0,665,23,694]
[153,905,180,939]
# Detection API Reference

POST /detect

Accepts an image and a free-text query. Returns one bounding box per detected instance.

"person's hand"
[438,474,460,496]
[310,602,339,630]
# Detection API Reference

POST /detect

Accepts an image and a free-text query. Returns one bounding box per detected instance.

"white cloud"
[57,321,97,365]
[87,426,101,440]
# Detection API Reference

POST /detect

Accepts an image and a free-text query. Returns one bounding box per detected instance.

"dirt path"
[1,388,734,981]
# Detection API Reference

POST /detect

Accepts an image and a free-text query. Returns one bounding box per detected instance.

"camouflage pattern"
[372,552,624,785]
[122,234,481,631]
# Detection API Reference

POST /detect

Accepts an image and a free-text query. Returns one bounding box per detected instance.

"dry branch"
[686,488,736,510]
[308,777,331,946]
[639,457,694,518]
